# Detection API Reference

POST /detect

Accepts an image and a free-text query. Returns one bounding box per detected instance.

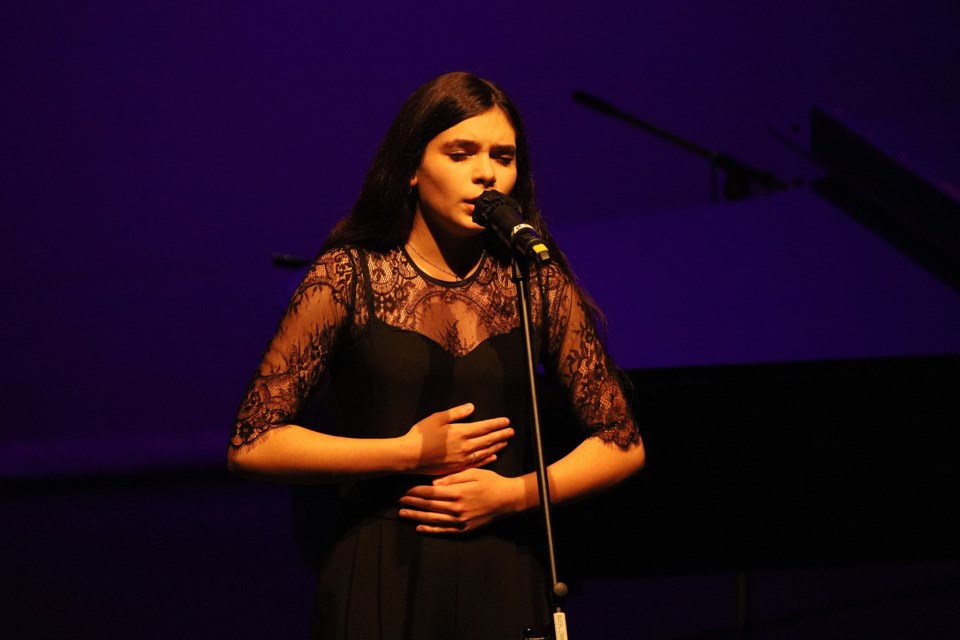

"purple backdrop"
[4,2,960,638]
[5,0,959,458]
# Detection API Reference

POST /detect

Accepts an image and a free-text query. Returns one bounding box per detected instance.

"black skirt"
[311,510,551,640]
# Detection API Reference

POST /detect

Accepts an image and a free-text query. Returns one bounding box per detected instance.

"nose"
[473,155,496,188]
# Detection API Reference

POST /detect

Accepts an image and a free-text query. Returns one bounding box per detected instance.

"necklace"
[406,242,483,281]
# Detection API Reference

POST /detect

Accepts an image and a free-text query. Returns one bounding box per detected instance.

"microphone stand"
[512,257,570,640]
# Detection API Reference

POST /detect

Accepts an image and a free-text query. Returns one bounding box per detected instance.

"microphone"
[473,191,551,265]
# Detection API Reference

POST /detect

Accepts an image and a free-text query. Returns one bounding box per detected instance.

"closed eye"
[491,144,517,167]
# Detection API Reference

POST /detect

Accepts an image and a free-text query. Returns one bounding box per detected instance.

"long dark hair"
[323,73,561,259]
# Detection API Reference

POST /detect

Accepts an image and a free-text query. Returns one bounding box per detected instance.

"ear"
[409,174,418,188]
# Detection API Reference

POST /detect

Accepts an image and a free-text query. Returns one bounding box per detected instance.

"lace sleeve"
[230,248,358,448]
[540,266,641,450]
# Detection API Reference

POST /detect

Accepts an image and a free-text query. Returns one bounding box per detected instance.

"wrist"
[506,475,534,515]
[390,435,417,473]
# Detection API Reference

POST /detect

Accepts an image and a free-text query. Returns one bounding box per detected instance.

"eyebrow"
[440,139,517,154]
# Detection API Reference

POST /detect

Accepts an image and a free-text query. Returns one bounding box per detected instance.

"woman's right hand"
[400,403,514,476]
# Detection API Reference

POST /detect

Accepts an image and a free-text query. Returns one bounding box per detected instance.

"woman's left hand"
[398,468,521,534]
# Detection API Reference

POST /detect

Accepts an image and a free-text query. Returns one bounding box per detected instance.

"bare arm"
[229,403,515,483]
[514,435,645,510]
[228,424,410,483]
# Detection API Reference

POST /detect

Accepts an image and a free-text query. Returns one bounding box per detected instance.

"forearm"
[227,424,414,484]
[509,436,646,513]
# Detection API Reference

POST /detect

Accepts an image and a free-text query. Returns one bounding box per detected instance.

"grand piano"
[538,106,960,578]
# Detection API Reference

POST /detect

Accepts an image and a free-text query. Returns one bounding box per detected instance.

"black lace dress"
[232,246,639,640]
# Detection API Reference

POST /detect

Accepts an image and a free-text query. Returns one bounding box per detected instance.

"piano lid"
[551,186,960,371]
[811,106,960,291]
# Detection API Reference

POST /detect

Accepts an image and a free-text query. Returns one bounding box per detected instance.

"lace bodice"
[231,246,639,451]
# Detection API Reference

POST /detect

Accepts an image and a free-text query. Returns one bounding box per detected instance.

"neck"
[407,216,485,279]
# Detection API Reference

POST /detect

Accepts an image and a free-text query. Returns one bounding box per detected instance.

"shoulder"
[532,260,574,303]
[484,254,571,284]
[538,260,570,283]
[302,246,364,285]
[283,247,368,313]
[303,245,410,302]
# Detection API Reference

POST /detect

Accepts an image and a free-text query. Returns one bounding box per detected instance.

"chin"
[445,222,485,239]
